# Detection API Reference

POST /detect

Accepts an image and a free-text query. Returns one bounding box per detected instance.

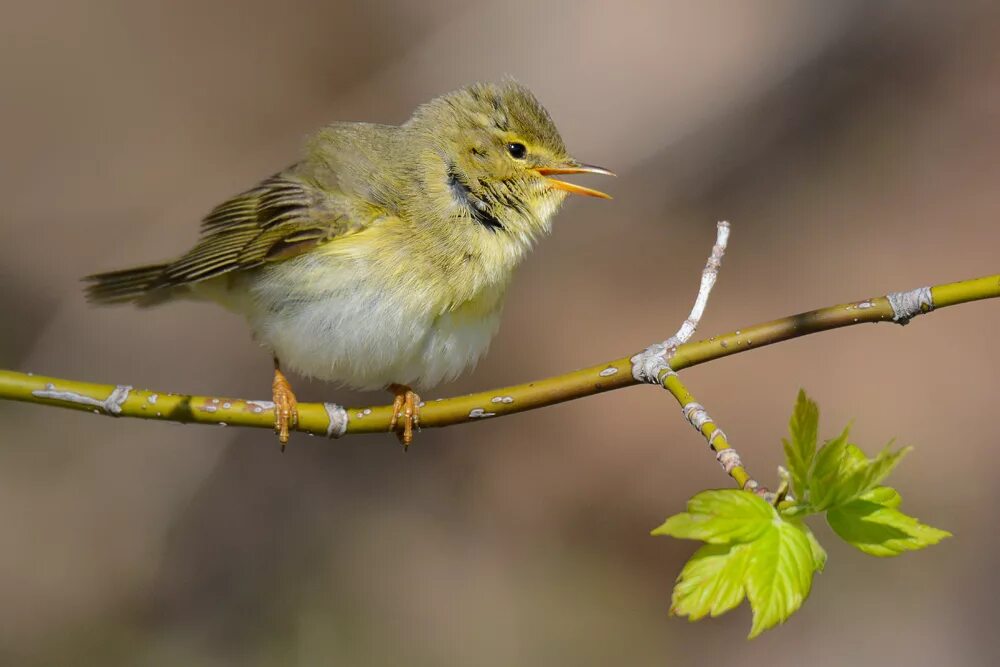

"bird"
[84,80,613,450]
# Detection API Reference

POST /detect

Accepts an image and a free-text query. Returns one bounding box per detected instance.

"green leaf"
[807,426,851,510]
[808,431,910,511]
[801,523,827,573]
[745,517,818,638]
[859,443,910,491]
[862,485,903,508]
[827,486,951,557]
[661,494,823,638]
[670,542,751,620]
[782,390,819,497]
[822,444,909,510]
[651,489,773,544]
[841,445,906,506]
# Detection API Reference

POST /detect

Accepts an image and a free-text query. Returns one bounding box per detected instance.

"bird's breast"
[243,246,508,390]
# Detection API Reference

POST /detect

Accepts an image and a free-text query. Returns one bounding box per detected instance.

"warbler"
[84,80,613,449]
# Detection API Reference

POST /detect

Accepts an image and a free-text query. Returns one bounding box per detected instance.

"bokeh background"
[1,1,998,664]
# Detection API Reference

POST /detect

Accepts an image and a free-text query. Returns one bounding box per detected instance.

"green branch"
[0,273,997,438]
[660,371,762,495]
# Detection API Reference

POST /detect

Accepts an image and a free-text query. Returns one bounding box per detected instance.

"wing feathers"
[153,172,350,287]
[87,150,383,303]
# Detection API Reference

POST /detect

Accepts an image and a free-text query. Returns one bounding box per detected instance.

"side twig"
[629,221,766,494]
[631,221,730,384]
[662,374,764,496]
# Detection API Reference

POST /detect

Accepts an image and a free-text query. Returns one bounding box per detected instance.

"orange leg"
[272,358,299,451]
[388,383,421,449]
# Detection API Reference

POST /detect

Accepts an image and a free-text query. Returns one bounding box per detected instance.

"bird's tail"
[83,264,178,306]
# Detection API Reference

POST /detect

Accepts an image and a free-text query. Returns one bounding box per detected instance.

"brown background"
[1,1,998,665]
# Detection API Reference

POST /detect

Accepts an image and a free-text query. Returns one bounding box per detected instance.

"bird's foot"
[388,383,421,449]
[272,366,299,451]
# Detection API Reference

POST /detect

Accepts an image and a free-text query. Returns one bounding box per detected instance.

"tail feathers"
[84,264,176,305]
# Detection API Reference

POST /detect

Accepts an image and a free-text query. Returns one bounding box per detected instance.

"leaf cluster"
[653,391,950,637]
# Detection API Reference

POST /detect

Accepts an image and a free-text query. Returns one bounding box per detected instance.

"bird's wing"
[155,169,373,288]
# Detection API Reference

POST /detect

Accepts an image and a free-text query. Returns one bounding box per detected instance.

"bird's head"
[404,80,613,251]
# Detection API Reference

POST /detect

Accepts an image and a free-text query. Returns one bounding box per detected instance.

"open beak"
[535,162,615,200]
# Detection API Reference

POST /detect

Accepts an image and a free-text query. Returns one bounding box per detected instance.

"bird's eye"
[506,142,527,159]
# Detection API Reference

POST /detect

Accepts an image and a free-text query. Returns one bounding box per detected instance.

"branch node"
[887,286,934,324]
[715,446,741,471]
[324,402,349,438]
[681,402,713,430]
[630,342,675,384]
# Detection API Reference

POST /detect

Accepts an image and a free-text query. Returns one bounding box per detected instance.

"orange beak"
[535,162,615,199]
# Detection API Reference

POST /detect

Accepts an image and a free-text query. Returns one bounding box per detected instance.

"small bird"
[84,80,613,449]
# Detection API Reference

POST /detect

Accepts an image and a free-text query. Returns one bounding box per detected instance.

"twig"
[629,222,764,493]
[631,221,729,384]
[0,266,997,440]
[661,374,766,497]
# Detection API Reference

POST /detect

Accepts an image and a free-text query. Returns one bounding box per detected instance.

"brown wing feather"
[154,172,349,288]
[86,124,404,305]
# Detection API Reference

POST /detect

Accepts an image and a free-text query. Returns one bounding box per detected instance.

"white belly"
[224,269,504,391]
[261,295,500,390]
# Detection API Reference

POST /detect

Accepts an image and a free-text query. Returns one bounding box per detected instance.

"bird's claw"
[388,384,421,449]
[272,367,299,451]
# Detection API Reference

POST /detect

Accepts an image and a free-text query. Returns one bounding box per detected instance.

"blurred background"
[1,1,998,664]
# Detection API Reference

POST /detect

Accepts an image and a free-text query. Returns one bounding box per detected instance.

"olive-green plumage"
[85,79,612,400]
